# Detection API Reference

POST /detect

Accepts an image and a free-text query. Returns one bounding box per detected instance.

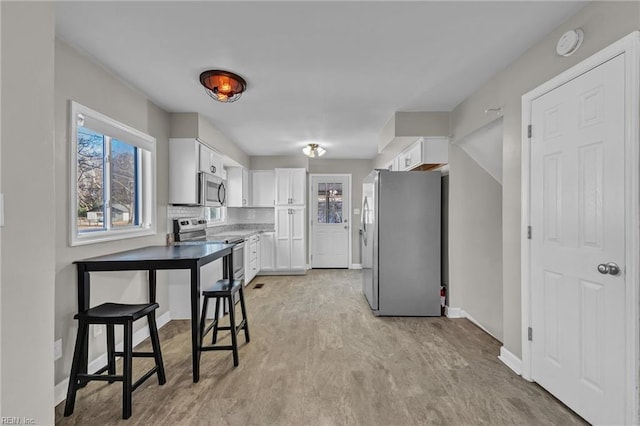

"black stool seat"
[64,302,166,420]
[203,279,242,296]
[200,279,250,367]
[75,302,159,322]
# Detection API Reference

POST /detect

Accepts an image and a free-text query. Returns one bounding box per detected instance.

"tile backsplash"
[227,207,274,225]
[166,205,274,233]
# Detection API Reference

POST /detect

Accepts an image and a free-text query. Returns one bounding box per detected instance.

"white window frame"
[205,205,227,226]
[70,101,157,246]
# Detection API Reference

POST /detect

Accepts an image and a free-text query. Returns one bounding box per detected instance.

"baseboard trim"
[444,306,500,341]
[445,306,465,318]
[498,345,522,375]
[54,311,171,406]
[350,264,362,270]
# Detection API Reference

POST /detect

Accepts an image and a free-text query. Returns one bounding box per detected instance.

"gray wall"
[308,158,374,265]
[450,1,640,356]
[169,112,250,168]
[1,2,56,422]
[250,155,309,170]
[448,145,502,340]
[54,39,171,387]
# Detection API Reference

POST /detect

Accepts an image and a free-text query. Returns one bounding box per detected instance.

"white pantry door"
[310,175,349,268]
[530,54,626,424]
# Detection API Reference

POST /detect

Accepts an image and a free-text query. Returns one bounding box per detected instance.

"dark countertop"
[74,243,235,264]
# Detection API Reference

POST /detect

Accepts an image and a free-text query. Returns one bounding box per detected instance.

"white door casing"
[522,32,639,425]
[309,174,351,268]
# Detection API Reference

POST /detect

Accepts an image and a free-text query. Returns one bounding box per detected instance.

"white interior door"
[529,54,626,425]
[310,175,349,268]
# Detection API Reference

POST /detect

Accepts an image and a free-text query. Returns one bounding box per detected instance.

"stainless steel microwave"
[199,172,226,207]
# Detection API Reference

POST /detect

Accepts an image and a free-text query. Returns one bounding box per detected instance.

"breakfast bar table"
[73,243,235,383]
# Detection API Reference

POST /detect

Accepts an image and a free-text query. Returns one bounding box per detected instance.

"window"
[204,206,226,225]
[316,182,343,223]
[70,101,156,246]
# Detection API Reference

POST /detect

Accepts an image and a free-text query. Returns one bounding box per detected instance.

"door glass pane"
[77,127,105,232]
[110,139,138,228]
[316,182,343,223]
[317,183,327,223]
[327,183,343,223]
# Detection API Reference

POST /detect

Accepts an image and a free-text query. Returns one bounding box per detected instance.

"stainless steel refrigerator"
[360,170,441,316]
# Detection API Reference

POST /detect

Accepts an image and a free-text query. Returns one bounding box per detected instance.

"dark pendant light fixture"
[199,70,247,103]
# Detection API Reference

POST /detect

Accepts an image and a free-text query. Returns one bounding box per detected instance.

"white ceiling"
[55,1,585,160]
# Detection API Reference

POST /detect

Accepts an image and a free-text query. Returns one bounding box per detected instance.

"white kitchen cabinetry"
[383,156,400,171]
[398,137,449,171]
[275,206,306,271]
[260,232,275,272]
[275,168,306,205]
[227,167,250,207]
[251,170,275,207]
[244,234,260,284]
[199,143,224,178]
[169,138,225,204]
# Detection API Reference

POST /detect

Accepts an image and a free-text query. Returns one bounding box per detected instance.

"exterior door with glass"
[310,175,349,268]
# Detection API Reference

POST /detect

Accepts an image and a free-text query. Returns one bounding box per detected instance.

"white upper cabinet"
[251,170,275,207]
[198,143,224,178]
[226,167,250,207]
[275,168,306,205]
[398,137,449,171]
[383,156,399,171]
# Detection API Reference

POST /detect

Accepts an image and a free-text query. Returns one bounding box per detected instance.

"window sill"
[70,227,156,247]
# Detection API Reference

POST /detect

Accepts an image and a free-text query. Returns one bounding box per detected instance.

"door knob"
[344,226,348,230]
[597,262,621,276]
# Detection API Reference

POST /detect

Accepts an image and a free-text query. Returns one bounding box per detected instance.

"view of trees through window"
[317,182,343,223]
[77,126,139,231]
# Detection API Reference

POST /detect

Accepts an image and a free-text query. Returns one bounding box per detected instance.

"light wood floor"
[56,269,585,425]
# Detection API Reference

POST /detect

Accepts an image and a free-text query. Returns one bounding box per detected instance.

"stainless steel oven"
[230,240,245,282]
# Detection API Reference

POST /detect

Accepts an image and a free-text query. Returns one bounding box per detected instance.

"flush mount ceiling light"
[302,143,326,158]
[199,70,247,103]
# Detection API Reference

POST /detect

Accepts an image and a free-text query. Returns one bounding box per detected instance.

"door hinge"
[527,125,532,138]
[528,327,533,341]
[527,226,532,239]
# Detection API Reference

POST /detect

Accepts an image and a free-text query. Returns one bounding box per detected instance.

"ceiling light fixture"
[302,143,326,158]
[199,70,247,103]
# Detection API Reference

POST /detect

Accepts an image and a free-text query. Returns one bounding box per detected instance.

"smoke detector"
[556,29,584,57]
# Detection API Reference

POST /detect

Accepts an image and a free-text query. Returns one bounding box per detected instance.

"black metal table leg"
[190,265,201,383]
[148,269,157,303]
[77,266,90,377]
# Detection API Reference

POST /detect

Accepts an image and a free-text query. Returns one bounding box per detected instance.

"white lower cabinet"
[168,259,223,319]
[260,232,275,272]
[275,206,306,271]
[244,234,260,284]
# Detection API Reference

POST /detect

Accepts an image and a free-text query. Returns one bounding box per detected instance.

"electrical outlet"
[54,339,62,361]
[93,325,103,338]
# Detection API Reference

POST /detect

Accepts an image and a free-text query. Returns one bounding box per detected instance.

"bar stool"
[64,302,166,420]
[199,279,250,366]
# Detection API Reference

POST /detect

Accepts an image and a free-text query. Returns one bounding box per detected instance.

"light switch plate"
[353,208,360,215]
